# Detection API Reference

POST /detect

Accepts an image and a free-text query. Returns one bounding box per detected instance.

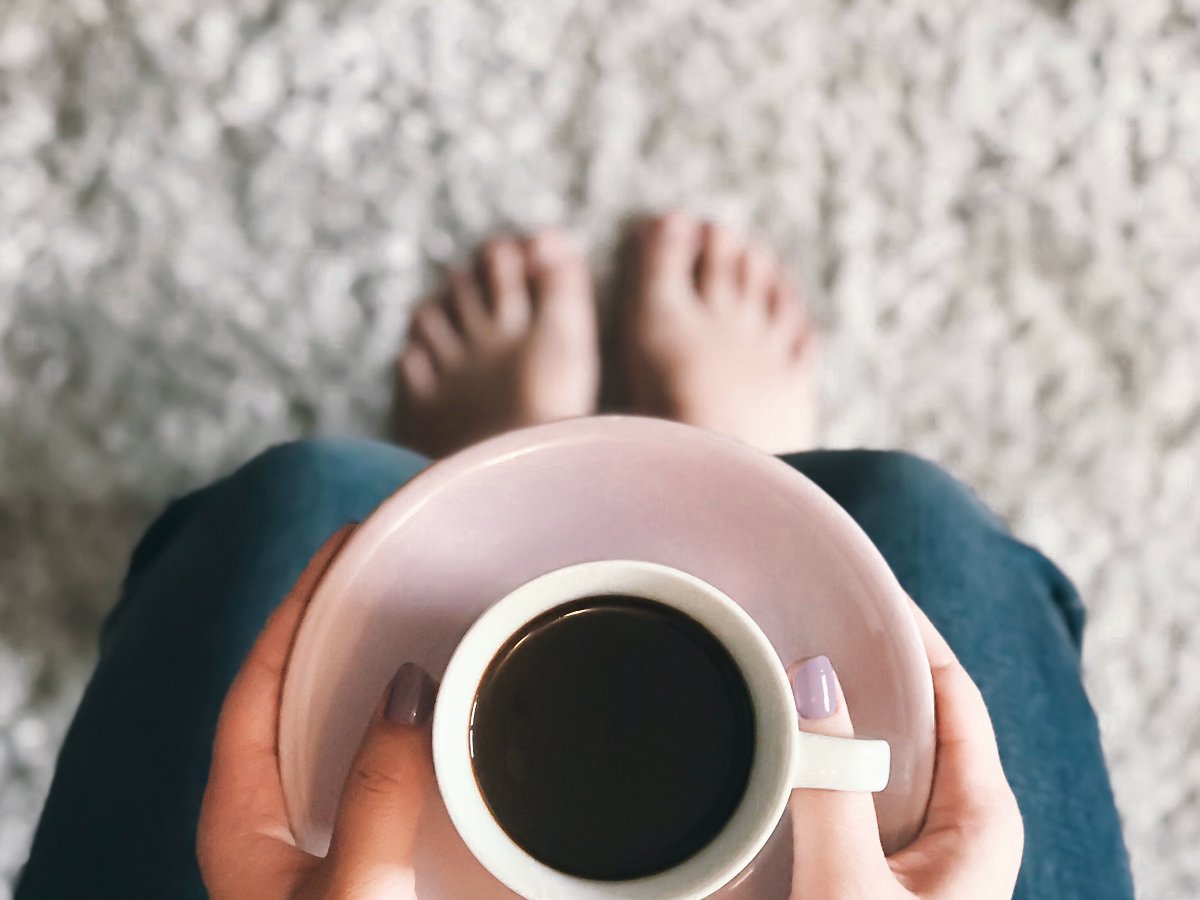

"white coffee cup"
[433,560,890,900]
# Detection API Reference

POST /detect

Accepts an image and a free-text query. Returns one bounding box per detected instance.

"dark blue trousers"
[16,439,1134,899]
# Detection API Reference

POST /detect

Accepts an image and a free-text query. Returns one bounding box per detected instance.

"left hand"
[197,525,440,900]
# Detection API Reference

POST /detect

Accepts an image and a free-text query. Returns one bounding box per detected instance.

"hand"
[197,526,440,900]
[786,601,1024,899]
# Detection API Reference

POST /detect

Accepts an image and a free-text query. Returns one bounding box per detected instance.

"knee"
[241,437,361,478]
[236,437,425,495]
[847,451,981,510]
[246,436,377,469]
[200,437,428,534]
[232,438,356,503]
[111,437,427,640]
[794,449,1003,539]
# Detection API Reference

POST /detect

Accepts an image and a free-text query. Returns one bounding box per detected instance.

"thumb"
[324,662,439,896]
[787,656,890,897]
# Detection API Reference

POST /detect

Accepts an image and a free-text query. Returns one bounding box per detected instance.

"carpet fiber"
[2,0,1198,895]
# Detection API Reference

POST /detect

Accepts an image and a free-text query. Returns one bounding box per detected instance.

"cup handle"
[790,733,891,792]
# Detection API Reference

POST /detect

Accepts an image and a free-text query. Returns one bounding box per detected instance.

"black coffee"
[469,595,756,881]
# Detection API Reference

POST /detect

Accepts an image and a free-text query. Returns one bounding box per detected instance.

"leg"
[618,211,1133,897]
[17,439,429,899]
[782,450,1134,900]
[20,228,601,898]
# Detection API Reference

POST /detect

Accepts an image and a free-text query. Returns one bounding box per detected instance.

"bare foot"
[619,211,820,454]
[394,231,599,457]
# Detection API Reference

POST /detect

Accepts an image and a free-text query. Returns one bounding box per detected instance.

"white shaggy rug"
[2,0,1198,895]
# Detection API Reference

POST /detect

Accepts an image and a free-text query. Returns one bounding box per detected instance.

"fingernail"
[792,655,839,719]
[385,662,437,727]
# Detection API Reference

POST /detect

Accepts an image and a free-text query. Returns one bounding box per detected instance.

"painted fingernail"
[792,655,839,719]
[385,662,437,727]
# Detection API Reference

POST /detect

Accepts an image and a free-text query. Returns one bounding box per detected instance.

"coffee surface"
[470,595,756,880]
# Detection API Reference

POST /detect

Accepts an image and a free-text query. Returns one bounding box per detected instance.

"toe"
[790,329,823,388]
[766,279,787,321]
[794,328,822,363]
[409,299,462,364]
[481,238,532,331]
[447,268,490,338]
[697,222,741,305]
[738,246,774,311]
[764,277,809,353]
[639,212,701,300]
[396,343,437,399]
[777,277,818,362]
[526,231,592,320]
[527,228,576,268]
[767,276,804,324]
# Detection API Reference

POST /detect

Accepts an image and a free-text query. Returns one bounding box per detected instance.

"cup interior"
[432,560,798,900]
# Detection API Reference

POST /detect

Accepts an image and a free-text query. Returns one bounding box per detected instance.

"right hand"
[786,601,1024,899]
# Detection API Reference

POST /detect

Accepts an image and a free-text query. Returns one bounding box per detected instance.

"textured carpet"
[2,0,1198,896]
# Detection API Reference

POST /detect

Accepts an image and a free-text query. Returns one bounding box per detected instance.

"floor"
[2,0,1199,896]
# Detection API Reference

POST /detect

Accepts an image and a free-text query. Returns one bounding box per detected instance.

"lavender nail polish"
[385,662,436,727]
[792,655,839,719]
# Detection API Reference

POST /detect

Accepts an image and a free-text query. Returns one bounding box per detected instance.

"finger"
[208,524,357,798]
[909,601,1014,816]
[886,602,1023,896]
[787,655,890,895]
[324,662,439,895]
[199,525,356,877]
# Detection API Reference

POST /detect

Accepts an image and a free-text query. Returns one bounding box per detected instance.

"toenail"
[486,240,519,261]
[661,212,688,232]
[531,231,573,266]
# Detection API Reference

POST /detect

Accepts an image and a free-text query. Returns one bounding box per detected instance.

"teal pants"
[17,439,1135,899]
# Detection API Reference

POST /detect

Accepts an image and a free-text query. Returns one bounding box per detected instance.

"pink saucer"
[279,416,934,899]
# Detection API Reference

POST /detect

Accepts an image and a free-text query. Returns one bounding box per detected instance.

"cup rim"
[432,560,797,900]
